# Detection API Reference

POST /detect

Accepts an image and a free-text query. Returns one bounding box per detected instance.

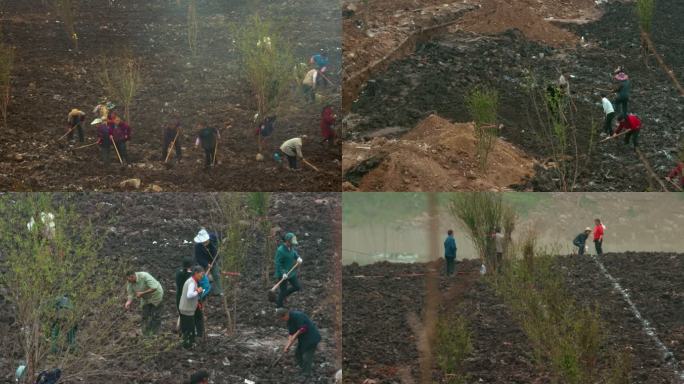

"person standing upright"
[593,218,605,256]
[443,229,457,276]
[274,232,303,308]
[193,228,222,296]
[178,266,205,349]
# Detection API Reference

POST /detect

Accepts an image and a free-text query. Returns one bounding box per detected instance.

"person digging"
[178,265,205,349]
[614,114,642,151]
[65,108,86,143]
[124,271,164,336]
[302,67,318,103]
[320,105,337,147]
[194,122,220,169]
[600,94,616,136]
[255,115,277,160]
[443,229,457,276]
[272,232,303,308]
[276,308,321,379]
[163,114,183,164]
[95,118,113,166]
[279,136,308,171]
[665,150,684,189]
[193,228,222,296]
[111,115,132,166]
[573,227,592,256]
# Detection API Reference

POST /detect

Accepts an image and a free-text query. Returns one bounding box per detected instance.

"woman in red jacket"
[615,114,641,150]
[593,218,605,256]
[666,160,684,188]
[320,105,337,146]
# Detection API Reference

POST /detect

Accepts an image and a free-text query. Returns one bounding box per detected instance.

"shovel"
[599,130,629,143]
[267,261,301,302]
[58,125,76,141]
[164,128,181,163]
[302,159,320,172]
[110,135,124,165]
[72,141,98,150]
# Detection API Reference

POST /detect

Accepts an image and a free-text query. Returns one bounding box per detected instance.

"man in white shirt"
[280,136,307,170]
[601,94,616,136]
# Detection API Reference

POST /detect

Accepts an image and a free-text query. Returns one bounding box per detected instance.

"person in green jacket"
[274,232,303,308]
[277,308,321,377]
[124,271,164,336]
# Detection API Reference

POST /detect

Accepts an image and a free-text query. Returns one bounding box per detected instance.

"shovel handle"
[270,261,301,291]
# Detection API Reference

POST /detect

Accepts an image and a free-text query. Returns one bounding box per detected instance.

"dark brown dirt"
[0,0,342,191]
[0,192,342,383]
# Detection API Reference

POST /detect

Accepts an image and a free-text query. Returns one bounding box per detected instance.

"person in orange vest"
[614,114,642,150]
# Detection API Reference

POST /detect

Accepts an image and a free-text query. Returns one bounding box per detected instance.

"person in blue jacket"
[274,232,303,308]
[444,229,457,276]
[193,228,222,296]
[277,308,321,377]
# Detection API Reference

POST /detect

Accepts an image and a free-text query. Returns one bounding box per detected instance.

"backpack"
[35,368,61,384]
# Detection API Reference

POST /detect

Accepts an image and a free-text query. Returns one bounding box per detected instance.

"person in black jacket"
[572,227,592,256]
[193,228,222,295]
[194,122,219,169]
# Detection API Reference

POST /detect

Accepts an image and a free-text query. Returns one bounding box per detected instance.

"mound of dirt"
[343,114,535,191]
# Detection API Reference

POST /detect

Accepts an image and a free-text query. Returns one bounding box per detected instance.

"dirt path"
[0,0,341,191]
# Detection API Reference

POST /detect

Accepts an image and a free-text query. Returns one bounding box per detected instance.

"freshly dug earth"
[345,0,684,191]
[0,0,341,191]
[343,253,683,383]
[343,115,535,191]
[0,192,341,383]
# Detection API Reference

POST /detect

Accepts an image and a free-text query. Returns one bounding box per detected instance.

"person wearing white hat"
[573,227,592,256]
[193,228,222,295]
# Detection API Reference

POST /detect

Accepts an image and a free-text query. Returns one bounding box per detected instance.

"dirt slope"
[343,115,535,191]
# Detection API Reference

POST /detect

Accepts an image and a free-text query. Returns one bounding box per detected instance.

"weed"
[435,315,472,383]
[187,0,199,57]
[0,41,14,129]
[636,0,655,33]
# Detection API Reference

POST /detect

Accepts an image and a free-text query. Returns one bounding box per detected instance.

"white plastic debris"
[480,264,487,275]
[244,380,255,384]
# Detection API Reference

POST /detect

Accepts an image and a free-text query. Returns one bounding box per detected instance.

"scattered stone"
[119,178,141,189]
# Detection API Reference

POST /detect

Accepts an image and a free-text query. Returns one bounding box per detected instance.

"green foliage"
[233,14,296,117]
[0,195,164,381]
[490,244,630,384]
[247,192,271,217]
[448,192,516,270]
[98,55,142,123]
[187,0,199,57]
[0,41,14,128]
[435,315,472,383]
[636,0,655,33]
[54,0,79,50]
[466,86,499,171]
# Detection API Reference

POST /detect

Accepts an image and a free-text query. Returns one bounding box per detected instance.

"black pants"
[162,136,182,162]
[114,140,129,164]
[286,154,298,170]
[276,275,301,307]
[577,244,585,256]
[100,144,111,166]
[295,343,317,376]
[445,258,455,275]
[203,147,214,168]
[594,239,603,256]
[194,306,205,337]
[604,112,615,135]
[615,98,629,118]
[624,130,639,149]
[67,123,84,143]
[141,303,162,336]
[180,313,196,348]
[302,84,315,103]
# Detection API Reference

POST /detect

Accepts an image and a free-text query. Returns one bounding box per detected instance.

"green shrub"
[187,0,199,57]
[98,55,142,123]
[435,315,472,383]
[466,86,499,171]
[0,42,14,128]
[636,0,655,33]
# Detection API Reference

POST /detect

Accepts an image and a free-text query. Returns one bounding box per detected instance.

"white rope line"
[592,255,684,383]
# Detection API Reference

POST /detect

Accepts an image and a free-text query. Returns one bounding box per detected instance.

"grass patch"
[636,0,655,33]
[466,86,499,171]
[435,315,472,384]
[0,40,14,129]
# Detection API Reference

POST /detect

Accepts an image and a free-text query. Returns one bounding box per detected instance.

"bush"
[466,86,499,171]
[233,14,296,118]
[0,42,14,129]
[54,0,79,51]
[98,55,142,123]
[0,195,166,381]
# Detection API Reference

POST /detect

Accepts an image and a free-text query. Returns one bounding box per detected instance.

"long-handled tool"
[667,178,683,191]
[319,72,336,87]
[302,159,320,172]
[72,141,98,150]
[58,125,76,141]
[212,132,219,166]
[164,128,181,163]
[267,261,301,302]
[599,130,629,143]
[110,135,124,165]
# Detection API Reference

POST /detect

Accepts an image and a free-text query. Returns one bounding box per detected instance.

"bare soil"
[343,253,684,383]
[343,115,535,191]
[0,192,342,383]
[0,0,342,191]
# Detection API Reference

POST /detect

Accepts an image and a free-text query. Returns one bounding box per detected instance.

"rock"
[256,153,264,161]
[314,198,328,205]
[146,184,163,192]
[119,178,141,189]
[13,154,23,162]
[334,369,342,383]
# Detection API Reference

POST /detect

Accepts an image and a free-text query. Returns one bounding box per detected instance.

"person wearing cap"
[274,232,303,308]
[124,271,164,336]
[310,50,329,87]
[162,114,182,164]
[179,266,205,349]
[66,108,86,143]
[443,229,457,276]
[185,370,210,384]
[573,227,592,256]
[613,70,631,118]
[593,218,605,256]
[615,114,642,150]
[280,136,307,170]
[276,308,321,377]
[193,228,222,296]
[194,122,220,169]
